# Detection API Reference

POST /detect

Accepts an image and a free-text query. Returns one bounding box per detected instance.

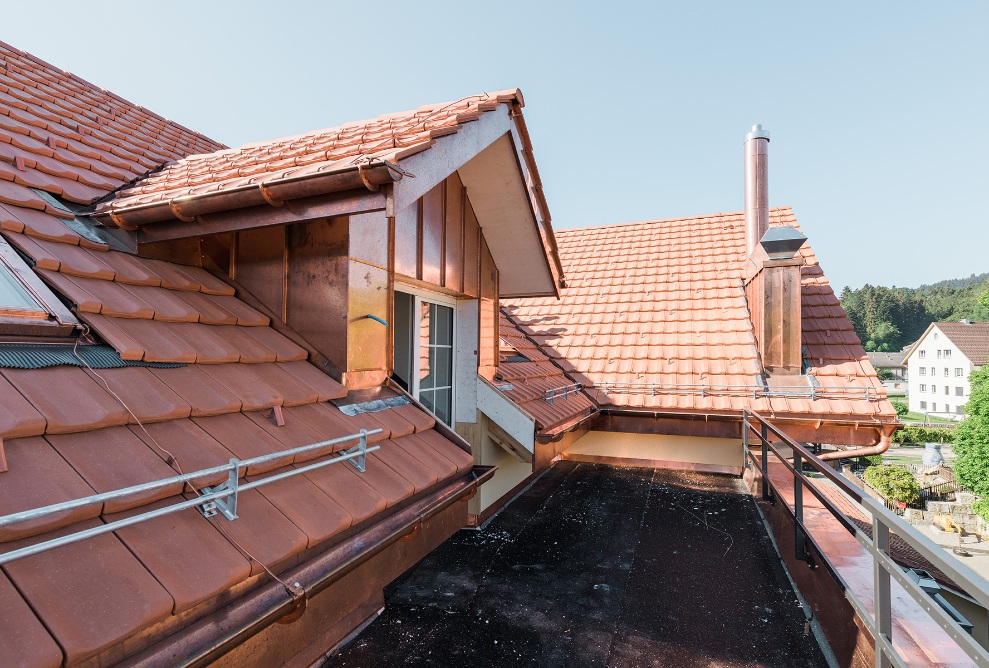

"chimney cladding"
[744,124,770,256]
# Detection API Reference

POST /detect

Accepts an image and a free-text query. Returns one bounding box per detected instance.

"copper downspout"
[817,426,896,461]
[126,466,495,668]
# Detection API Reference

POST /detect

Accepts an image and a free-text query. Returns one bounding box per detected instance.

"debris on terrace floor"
[330,462,828,667]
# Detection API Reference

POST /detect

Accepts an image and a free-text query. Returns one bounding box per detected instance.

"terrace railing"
[743,409,989,668]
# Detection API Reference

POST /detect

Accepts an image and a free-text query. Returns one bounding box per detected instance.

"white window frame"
[394,284,458,426]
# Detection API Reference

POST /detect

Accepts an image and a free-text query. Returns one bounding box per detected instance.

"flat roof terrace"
[331,462,829,667]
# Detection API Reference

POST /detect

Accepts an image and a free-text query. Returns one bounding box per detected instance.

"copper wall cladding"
[746,258,803,375]
[444,172,465,292]
[235,227,287,321]
[349,212,389,269]
[393,174,482,299]
[420,186,443,286]
[286,218,350,373]
[394,204,418,279]
[479,238,499,371]
[216,174,500,389]
[348,259,389,374]
[463,201,480,298]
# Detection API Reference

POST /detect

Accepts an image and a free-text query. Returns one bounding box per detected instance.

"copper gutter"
[95,160,407,229]
[536,409,599,444]
[126,466,495,668]
[600,406,897,428]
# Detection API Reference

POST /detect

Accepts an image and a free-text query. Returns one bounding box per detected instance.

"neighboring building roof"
[931,321,989,366]
[496,310,596,434]
[0,44,473,667]
[867,351,908,368]
[504,208,895,423]
[100,88,525,217]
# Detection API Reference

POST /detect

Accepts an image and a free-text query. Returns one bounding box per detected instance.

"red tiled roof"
[504,208,896,423]
[497,310,596,433]
[0,41,223,208]
[102,89,526,214]
[0,45,475,667]
[931,321,989,366]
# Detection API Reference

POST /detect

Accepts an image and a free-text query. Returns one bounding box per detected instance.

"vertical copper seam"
[460,184,467,294]
[416,198,423,281]
[439,179,447,288]
[387,208,396,374]
[281,226,288,323]
[229,232,238,281]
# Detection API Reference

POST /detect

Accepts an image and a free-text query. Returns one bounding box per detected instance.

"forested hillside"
[839,273,989,352]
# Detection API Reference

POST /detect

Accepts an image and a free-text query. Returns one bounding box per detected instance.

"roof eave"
[93,160,405,230]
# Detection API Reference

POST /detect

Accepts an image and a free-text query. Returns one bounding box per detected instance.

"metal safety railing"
[0,428,383,567]
[543,383,582,404]
[593,381,876,401]
[743,409,989,668]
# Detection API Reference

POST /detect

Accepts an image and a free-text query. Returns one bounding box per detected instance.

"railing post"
[742,411,749,470]
[761,422,770,501]
[873,515,893,668]
[794,448,805,561]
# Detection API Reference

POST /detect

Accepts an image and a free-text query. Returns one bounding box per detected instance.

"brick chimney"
[742,125,807,376]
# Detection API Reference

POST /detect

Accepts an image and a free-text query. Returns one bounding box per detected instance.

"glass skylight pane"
[0,263,44,314]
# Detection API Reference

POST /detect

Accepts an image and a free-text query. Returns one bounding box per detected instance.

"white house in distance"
[904,320,989,420]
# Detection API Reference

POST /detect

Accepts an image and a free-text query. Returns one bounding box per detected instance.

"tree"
[953,366,989,498]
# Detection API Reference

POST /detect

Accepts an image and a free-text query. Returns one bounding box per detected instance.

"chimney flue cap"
[745,124,771,142]
[759,226,806,260]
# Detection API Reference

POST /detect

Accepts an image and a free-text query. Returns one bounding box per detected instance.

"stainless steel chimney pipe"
[744,124,770,256]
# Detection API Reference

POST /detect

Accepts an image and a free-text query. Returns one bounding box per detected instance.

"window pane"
[432,303,453,346]
[0,264,43,313]
[432,388,451,425]
[419,388,436,414]
[419,301,432,387]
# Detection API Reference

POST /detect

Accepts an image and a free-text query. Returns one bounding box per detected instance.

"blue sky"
[3,2,986,292]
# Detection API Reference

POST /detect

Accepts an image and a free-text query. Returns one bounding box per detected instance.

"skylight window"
[0,236,78,336]
[0,261,47,318]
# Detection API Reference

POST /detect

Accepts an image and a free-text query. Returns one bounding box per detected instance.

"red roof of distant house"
[504,208,897,423]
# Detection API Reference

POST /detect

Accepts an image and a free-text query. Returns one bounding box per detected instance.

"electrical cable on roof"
[70,327,303,603]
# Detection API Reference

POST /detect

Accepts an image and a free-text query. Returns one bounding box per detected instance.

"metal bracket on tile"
[199,458,240,521]
[339,430,369,473]
[544,383,582,405]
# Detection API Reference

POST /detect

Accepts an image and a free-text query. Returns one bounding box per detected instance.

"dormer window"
[0,236,77,337]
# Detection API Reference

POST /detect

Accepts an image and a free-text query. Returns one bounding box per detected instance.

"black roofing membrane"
[331,462,828,668]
